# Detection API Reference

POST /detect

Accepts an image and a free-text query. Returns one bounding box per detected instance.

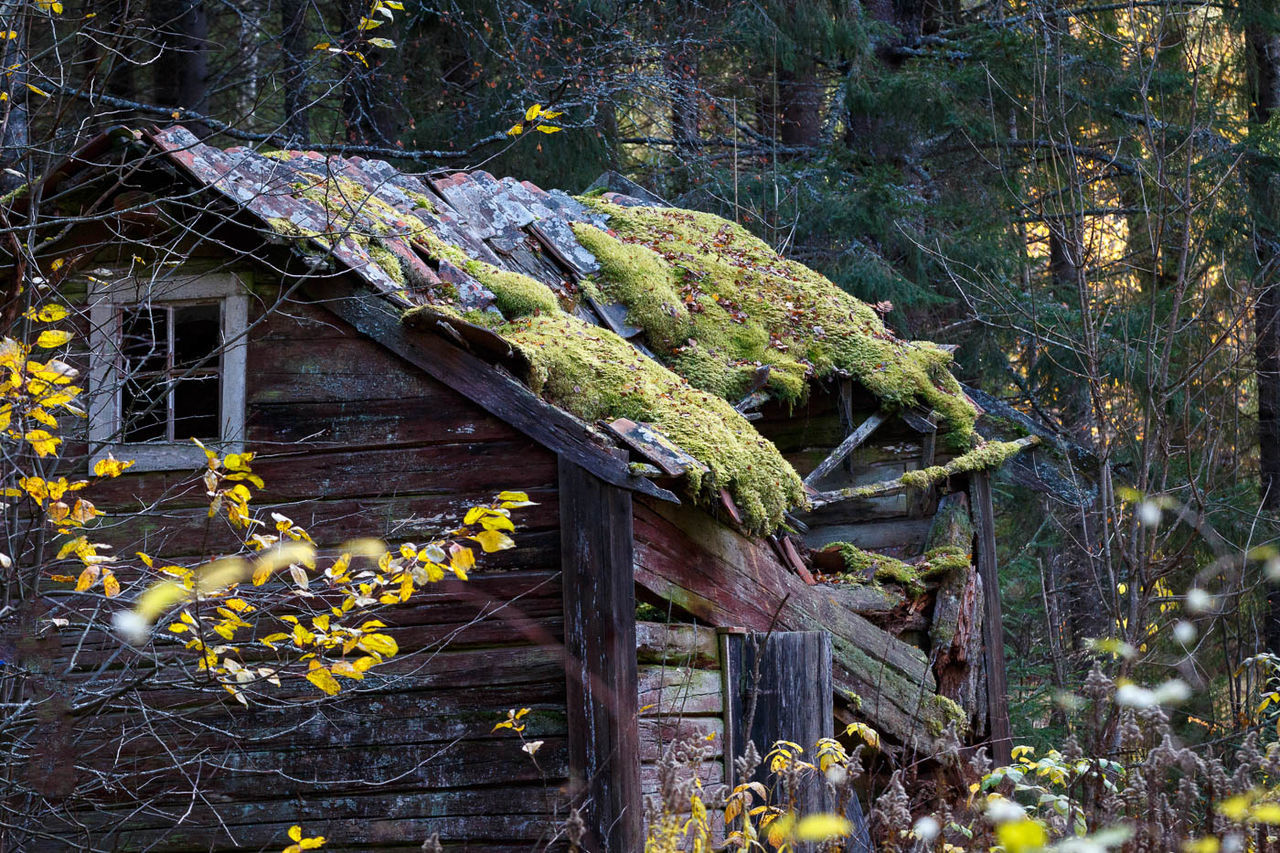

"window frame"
[88,273,249,472]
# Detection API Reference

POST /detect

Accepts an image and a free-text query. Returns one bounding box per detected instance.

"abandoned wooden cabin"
[2,125,1046,851]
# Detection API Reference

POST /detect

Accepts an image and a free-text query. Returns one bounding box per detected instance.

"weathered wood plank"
[724,631,832,815]
[800,518,933,553]
[559,459,643,852]
[605,418,708,478]
[803,411,888,485]
[635,621,721,669]
[971,472,1012,765]
[638,717,724,762]
[637,666,723,716]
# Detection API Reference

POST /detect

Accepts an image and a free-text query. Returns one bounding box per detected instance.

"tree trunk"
[151,0,209,133]
[0,0,28,193]
[1249,16,1280,653]
[281,0,310,146]
[777,67,820,150]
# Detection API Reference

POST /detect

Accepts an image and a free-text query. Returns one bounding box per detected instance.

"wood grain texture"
[971,472,1012,765]
[559,459,643,853]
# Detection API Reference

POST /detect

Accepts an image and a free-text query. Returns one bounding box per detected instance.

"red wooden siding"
[36,291,571,851]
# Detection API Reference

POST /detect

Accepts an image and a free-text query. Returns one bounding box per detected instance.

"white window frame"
[88,273,248,472]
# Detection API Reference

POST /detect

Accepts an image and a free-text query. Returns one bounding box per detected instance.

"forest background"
[7,0,1280,839]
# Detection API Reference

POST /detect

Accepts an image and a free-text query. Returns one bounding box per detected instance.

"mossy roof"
[145,124,990,533]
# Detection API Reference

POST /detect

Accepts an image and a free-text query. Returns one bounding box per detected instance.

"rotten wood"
[803,410,888,486]
[559,459,643,853]
[924,493,979,706]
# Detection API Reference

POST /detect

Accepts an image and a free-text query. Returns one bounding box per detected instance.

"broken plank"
[605,418,707,478]
[804,411,888,486]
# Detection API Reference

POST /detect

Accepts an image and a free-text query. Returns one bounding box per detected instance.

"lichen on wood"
[575,200,979,445]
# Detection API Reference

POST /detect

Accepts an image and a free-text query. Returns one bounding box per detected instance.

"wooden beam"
[306,283,677,504]
[970,472,1012,766]
[807,435,1041,510]
[803,411,888,486]
[559,459,643,853]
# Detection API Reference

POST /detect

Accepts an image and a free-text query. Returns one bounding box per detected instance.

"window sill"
[90,440,242,473]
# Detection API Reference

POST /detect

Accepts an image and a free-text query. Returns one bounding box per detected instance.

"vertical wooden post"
[559,458,642,852]
[724,631,833,811]
[971,472,1012,766]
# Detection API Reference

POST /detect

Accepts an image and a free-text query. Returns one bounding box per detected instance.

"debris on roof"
[127,126,1006,532]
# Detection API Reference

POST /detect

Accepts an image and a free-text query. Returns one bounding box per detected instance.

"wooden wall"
[634,621,726,802]
[31,289,572,851]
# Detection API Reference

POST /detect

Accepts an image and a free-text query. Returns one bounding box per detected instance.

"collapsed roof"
[39,125,1017,533]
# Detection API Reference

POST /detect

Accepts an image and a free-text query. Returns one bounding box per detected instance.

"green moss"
[367,241,406,287]
[899,438,1034,492]
[404,190,438,213]
[0,183,29,206]
[466,262,560,318]
[415,228,473,269]
[921,545,970,577]
[576,201,979,445]
[265,216,331,249]
[495,311,805,532]
[836,543,926,596]
[636,601,666,622]
[923,694,969,736]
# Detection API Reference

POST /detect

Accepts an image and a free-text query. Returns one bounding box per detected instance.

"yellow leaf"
[305,665,341,695]
[366,36,394,48]
[450,547,475,580]
[506,123,524,137]
[102,570,120,598]
[359,633,398,657]
[74,566,97,592]
[525,103,543,122]
[995,818,1048,853]
[24,429,61,456]
[471,530,514,553]
[313,41,331,50]
[35,330,72,349]
[330,660,364,680]
[765,813,795,847]
[534,124,563,134]
[26,83,50,98]
[480,513,515,532]
[1254,802,1280,824]
[29,304,68,322]
[794,814,852,842]
[540,110,563,119]
[1220,795,1251,821]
